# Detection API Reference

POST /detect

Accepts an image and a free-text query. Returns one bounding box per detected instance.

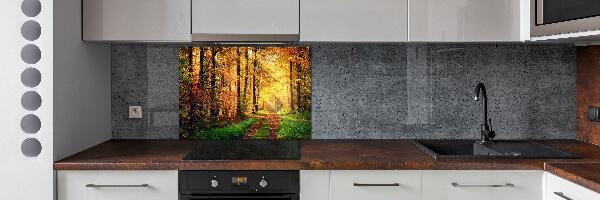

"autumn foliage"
[179,46,311,139]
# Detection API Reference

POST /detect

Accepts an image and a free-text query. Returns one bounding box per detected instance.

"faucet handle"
[488,118,496,139]
[488,130,496,140]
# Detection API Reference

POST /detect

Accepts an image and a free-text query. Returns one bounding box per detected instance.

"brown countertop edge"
[545,162,600,194]
[55,139,600,190]
[55,139,600,193]
[54,139,600,171]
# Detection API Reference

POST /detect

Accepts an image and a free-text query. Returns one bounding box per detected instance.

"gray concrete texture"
[112,43,576,139]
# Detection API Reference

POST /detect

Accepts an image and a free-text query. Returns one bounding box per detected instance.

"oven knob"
[259,179,268,188]
[211,180,219,188]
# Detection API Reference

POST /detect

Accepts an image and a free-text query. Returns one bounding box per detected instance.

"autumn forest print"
[179,47,311,140]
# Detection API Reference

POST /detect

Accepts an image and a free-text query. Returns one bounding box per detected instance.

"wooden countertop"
[54,139,600,170]
[54,139,600,194]
[545,162,600,194]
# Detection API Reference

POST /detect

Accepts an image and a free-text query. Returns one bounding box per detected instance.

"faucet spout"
[474,83,495,142]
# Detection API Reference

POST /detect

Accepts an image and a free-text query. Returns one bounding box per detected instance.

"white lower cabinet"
[330,170,421,200]
[57,170,600,200]
[421,170,543,200]
[545,172,600,200]
[301,170,331,200]
[57,170,178,200]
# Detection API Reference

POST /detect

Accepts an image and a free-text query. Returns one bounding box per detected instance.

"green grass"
[188,118,258,140]
[277,112,311,139]
[252,123,271,139]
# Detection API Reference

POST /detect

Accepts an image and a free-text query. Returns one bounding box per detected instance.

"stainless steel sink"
[413,140,577,159]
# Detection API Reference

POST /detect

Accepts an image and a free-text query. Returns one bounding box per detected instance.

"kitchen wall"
[112,44,576,139]
[54,0,111,160]
[576,46,600,145]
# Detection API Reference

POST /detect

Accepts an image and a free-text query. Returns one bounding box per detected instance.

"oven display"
[232,176,248,185]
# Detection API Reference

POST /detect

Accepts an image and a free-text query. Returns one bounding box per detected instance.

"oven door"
[180,194,299,200]
[532,0,600,37]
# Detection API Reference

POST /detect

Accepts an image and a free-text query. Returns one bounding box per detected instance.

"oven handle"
[179,195,209,200]
[180,194,299,200]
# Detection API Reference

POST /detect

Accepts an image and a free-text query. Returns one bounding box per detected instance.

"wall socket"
[128,106,143,119]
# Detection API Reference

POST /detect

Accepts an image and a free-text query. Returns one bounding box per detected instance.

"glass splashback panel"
[178,47,311,140]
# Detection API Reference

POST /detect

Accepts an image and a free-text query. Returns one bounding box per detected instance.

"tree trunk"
[289,61,294,112]
[188,48,197,132]
[198,47,209,124]
[236,48,242,119]
[198,48,206,123]
[243,48,249,113]
[210,47,220,122]
[199,48,206,88]
[252,48,258,114]
[296,62,302,112]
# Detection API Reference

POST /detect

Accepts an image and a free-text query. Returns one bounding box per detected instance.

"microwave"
[532,0,600,37]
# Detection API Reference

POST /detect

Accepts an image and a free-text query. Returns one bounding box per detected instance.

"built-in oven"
[179,171,299,200]
[532,0,600,37]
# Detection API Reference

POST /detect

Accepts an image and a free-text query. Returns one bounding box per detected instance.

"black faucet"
[474,83,495,143]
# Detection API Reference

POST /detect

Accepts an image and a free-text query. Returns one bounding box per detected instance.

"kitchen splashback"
[112,43,576,139]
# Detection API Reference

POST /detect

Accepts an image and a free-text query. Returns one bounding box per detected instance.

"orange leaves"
[179,46,311,134]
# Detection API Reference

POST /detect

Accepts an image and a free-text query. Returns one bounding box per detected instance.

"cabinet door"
[409,0,529,42]
[421,170,543,200]
[300,171,330,200]
[300,0,408,42]
[57,170,178,200]
[330,170,420,200]
[191,0,299,41]
[545,172,600,200]
[82,0,191,41]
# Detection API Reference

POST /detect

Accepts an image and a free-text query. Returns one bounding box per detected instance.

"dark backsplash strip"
[112,44,576,139]
[576,46,600,145]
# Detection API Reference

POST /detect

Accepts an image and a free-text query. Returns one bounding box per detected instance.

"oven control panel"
[179,170,299,195]
[232,176,248,187]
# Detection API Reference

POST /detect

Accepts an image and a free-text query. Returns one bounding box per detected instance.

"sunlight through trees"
[179,46,311,140]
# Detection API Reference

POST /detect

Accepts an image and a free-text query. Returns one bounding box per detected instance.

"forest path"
[267,114,281,139]
[242,114,281,139]
[242,117,264,139]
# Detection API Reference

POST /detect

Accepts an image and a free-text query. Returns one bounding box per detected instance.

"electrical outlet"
[128,106,143,119]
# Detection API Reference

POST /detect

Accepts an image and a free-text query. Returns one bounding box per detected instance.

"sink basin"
[413,140,577,160]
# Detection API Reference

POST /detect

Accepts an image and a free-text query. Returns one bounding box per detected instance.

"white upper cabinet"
[81,0,532,42]
[300,0,408,42]
[191,0,299,41]
[409,0,530,42]
[82,0,191,42]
